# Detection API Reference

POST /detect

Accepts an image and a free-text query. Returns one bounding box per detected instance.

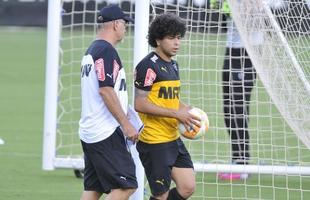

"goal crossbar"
[53,157,310,176]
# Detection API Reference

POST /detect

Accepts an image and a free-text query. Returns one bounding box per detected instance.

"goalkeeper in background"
[211,0,258,180]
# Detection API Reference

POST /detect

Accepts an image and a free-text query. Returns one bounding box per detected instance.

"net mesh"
[55,0,310,199]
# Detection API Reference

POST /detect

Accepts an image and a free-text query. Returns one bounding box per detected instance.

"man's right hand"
[122,123,139,144]
[176,106,201,131]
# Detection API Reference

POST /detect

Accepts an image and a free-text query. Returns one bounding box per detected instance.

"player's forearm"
[99,87,130,127]
[134,96,178,119]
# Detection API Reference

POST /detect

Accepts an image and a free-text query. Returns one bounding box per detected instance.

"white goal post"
[42,0,61,171]
[43,0,310,199]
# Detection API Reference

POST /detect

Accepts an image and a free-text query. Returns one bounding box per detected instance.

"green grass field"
[0,27,83,199]
[0,27,309,200]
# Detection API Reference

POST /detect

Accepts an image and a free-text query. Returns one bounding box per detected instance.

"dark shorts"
[136,138,193,196]
[81,127,138,194]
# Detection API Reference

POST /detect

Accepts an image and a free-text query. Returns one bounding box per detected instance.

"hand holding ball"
[179,107,209,140]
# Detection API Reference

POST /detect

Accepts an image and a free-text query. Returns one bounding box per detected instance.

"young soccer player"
[79,4,138,200]
[134,13,200,200]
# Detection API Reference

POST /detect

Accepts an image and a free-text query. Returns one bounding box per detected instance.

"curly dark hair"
[148,13,186,48]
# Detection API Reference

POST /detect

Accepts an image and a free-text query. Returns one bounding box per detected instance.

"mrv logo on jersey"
[158,86,180,99]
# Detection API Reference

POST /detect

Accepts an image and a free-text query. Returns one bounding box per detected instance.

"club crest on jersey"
[95,58,105,81]
[113,60,120,83]
[144,68,156,87]
[172,63,178,72]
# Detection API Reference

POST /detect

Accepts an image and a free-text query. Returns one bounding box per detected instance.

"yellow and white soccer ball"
[179,107,209,140]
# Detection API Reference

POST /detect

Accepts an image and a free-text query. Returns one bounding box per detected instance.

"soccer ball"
[179,107,209,140]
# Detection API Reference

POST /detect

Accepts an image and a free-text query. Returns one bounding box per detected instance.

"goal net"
[43,0,310,199]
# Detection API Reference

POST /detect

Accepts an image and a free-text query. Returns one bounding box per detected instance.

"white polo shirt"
[79,40,128,143]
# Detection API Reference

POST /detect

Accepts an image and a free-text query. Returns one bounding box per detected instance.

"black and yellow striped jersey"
[134,52,181,144]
